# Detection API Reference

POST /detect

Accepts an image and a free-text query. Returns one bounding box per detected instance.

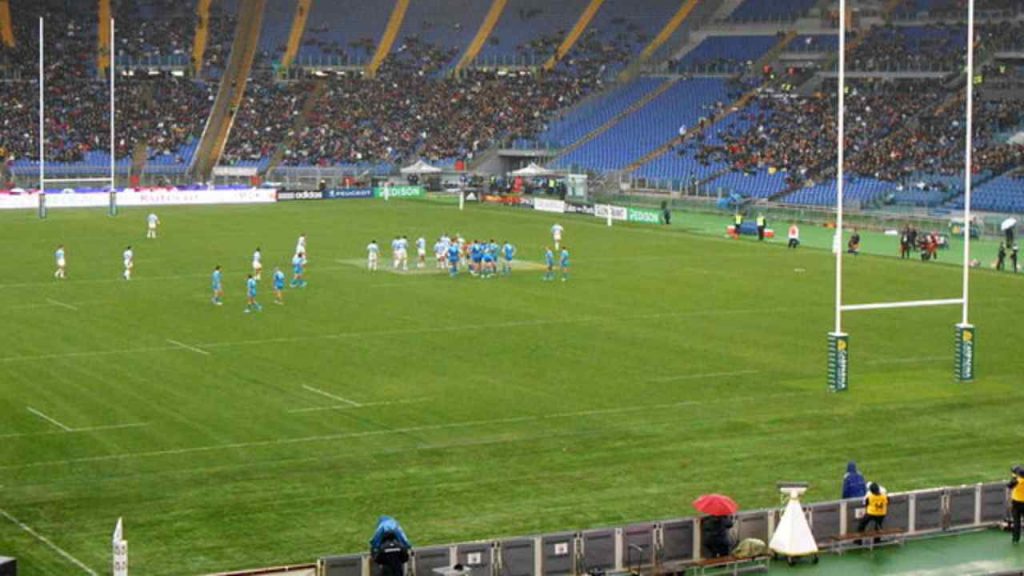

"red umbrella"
[693,494,739,516]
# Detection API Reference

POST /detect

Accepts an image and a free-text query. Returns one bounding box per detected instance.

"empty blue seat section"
[553,78,727,171]
[535,78,663,148]
[950,173,1024,213]
[674,36,777,72]
[477,0,590,62]
[727,0,816,22]
[396,0,491,65]
[705,169,790,198]
[297,0,393,65]
[257,0,297,60]
[780,178,892,207]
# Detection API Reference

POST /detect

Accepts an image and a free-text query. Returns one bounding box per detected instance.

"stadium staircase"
[542,0,605,72]
[191,0,266,179]
[0,0,14,48]
[624,32,796,173]
[365,0,409,78]
[192,0,213,76]
[262,81,327,176]
[453,0,507,73]
[98,0,111,76]
[555,77,681,159]
[618,0,699,81]
[280,0,312,70]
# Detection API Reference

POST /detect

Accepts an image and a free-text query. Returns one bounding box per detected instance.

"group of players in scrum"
[365,223,570,281]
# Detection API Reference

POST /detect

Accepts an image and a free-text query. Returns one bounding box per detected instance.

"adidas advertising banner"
[277,190,324,201]
[533,198,566,214]
[564,203,595,216]
[325,188,374,200]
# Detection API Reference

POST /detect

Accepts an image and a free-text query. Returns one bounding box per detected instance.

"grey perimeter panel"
[660,519,695,563]
[914,490,944,531]
[500,538,536,576]
[623,524,655,568]
[581,530,615,572]
[413,546,451,576]
[457,543,493,573]
[808,503,840,543]
[541,533,575,576]
[323,554,364,576]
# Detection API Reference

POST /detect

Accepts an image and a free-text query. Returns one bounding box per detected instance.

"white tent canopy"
[400,160,442,175]
[509,162,555,177]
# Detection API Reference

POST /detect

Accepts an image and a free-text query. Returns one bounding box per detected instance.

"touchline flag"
[112,517,128,576]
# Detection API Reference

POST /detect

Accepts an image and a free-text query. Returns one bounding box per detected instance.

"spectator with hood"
[842,461,867,499]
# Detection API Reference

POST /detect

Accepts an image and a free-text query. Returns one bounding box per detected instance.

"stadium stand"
[725,0,817,22]
[671,35,779,73]
[475,0,589,65]
[296,0,391,66]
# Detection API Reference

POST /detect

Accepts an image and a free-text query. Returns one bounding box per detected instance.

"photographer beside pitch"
[1007,466,1024,543]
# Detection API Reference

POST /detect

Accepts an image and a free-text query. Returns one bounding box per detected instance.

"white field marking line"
[301,385,361,406]
[288,397,431,413]
[45,298,78,311]
[0,509,98,575]
[26,406,72,432]
[0,393,821,472]
[166,339,211,356]
[648,369,760,383]
[0,266,355,290]
[0,422,150,439]
[0,306,806,364]
[0,344,181,363]
[863,355,947,365]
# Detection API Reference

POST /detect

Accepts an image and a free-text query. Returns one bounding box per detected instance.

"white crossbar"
[42,178,115,184]
[841,298,964,312]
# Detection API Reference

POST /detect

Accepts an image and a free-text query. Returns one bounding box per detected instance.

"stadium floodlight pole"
[827,0,850,392]
[955,0,977,382]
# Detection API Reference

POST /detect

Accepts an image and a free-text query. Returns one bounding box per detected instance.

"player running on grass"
[291,252,307,287]
[146,213,160,239]
[273,267,286,304]
[123,246,134,280]
[54,245,66,279]
[211,265,224,305]
[367,240,380,271]
[245,274,261,313]
[295,233,307,260]
[543,247,555,281]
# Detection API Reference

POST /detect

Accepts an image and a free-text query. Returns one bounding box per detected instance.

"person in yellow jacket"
[1007,466,1024,543]
[857,482,888,537]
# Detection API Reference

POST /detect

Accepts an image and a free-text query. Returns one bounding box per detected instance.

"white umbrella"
[1002,217,1018,231]
[509,162,554,177]
[400,160,442,176]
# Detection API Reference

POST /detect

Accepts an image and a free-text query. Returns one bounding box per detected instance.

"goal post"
[828,0,976,391]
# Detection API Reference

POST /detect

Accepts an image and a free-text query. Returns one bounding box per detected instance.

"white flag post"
[112,517,128,576]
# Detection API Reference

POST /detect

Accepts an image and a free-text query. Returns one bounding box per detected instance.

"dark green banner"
[954,324,975,382]
[828,332,849,392]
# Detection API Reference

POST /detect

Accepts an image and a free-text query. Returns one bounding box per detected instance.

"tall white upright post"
[828,0,849,392]
[109,18,116,190]
[955,0,976,382]
[38,17,43,193]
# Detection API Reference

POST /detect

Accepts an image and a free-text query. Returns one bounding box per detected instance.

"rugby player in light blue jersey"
[211,265,223,305]
[54,245,67,279]
[245,274,262,313]
[543,247,555,281]
[559,247,570,282]
[291,252,307,287]
[481,249,495,279]
[273,267,286,305]
[470,240,483,276]
[447,242,461,277]
[501,241,516,275]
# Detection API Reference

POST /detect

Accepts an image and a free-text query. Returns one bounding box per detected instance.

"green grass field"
[1,198,1022,575]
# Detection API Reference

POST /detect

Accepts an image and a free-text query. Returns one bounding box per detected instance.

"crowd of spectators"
[684,78,1024,187]
[221,74,310,165]
[114,0,194,65]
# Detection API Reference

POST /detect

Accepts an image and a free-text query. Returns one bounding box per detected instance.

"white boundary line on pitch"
[45,298,78,311]
[0,508,98,575]
[0,393,815,471]
[26,406,73,432]
[288,398,431,413]
[166,339,211,356]
[0,422,150,440]
[301,385,361,406]
[648,369,760,383]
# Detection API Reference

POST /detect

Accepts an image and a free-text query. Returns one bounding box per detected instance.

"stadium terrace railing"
[317,482,1006,576]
